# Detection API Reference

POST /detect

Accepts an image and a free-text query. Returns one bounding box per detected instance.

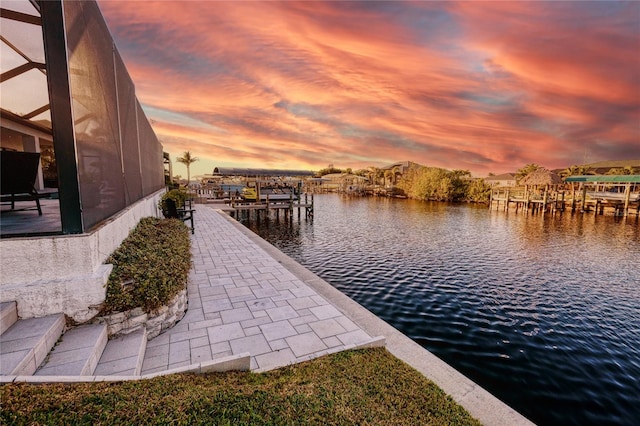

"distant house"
[582,160,640,175]
[315,173,368,192]
[380,161,418,185]
[485,173,516,187]
[381,161,413,175]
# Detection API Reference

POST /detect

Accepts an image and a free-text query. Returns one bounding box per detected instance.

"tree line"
[395,162,639,204]
[172,154,636,204]
[395,165,492,202]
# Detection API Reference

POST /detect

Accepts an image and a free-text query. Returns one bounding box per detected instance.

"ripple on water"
[243,195,640,425]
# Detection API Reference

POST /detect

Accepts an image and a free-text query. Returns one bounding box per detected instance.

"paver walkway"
[141,205,374,374]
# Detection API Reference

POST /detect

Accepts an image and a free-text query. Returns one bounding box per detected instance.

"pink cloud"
[97,0,640,177]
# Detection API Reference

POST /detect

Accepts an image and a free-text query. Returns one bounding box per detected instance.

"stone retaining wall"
[93,289,187,339]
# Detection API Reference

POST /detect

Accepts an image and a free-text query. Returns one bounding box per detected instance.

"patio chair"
[164,198,195,234]
[0,150,48,215]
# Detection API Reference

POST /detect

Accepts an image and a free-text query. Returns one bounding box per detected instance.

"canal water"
[239,194,640,425]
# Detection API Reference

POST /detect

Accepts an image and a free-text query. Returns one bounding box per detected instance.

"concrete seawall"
[217,209,535,426]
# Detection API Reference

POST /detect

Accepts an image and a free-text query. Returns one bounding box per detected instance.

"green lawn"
[1,348,480,425]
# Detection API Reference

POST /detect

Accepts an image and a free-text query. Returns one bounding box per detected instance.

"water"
[239,194,640,425]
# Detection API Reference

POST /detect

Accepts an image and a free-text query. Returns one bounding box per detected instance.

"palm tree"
[375,168,385,186]
[561,164,591,178]
[391,166,401,185]
[176,151,198,185]
[367,167,379,185]
[516,163,541,184]
[607,166,636,175]
[384,169,393,186]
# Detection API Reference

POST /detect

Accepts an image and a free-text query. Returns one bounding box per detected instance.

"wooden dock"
[490,187,567,214]
[201,193,315,221]
[489,184,640,217]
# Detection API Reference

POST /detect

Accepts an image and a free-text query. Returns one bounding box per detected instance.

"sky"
[97,0,640,178]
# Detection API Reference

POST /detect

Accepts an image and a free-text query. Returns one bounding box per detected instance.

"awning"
[565,175,640,183]
[213,167,316,177]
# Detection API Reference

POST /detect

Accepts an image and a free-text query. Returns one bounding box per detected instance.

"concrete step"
[94,329,147,376]
[0,301,18,334]
[35,323,107,376]
[0,313,65,376]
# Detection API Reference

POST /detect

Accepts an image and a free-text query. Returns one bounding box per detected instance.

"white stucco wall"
[0,190,163,322]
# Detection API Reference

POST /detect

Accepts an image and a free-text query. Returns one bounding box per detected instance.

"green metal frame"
[565,175,640,183]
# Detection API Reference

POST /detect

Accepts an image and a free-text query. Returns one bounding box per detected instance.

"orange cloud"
[97,0,640,177]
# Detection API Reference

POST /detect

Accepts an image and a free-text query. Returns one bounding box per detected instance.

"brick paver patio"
[141,205,374,374]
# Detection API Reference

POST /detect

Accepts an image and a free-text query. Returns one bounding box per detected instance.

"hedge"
[101,217,191,314]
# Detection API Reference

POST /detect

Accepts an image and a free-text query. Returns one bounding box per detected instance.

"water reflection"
[240,194,640,426]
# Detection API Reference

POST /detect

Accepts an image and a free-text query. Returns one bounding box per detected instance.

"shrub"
[101,217,191,314]
[397,165,489,202]
[159,188,189,214]
[465,178,492,202]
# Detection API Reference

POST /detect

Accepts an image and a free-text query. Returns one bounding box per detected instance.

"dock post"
[581,184,588,213]
[266,195,270,219]
[505,189,510,211]
[289,192,294,219]
[623,183,631,217]
[543,185,549,212]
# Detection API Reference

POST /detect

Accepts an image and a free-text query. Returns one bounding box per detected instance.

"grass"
[1,348,480,425]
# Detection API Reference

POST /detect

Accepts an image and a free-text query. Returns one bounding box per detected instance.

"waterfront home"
[315,173,369,193]
[380,161,413,185]
[580,160,640,175]
[485,173,517,187]
[1,0,165,322]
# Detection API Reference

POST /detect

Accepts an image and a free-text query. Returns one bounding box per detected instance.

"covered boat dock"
[489,174,640,217]
[565,175,640,217]
[212,167,316,177]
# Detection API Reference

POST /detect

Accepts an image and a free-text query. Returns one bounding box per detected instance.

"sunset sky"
[97,0,640,178]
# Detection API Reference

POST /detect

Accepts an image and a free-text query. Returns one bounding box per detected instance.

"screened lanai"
[1,0,164,237]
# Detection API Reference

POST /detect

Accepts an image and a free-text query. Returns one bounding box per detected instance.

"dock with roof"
[490,174,640,217]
